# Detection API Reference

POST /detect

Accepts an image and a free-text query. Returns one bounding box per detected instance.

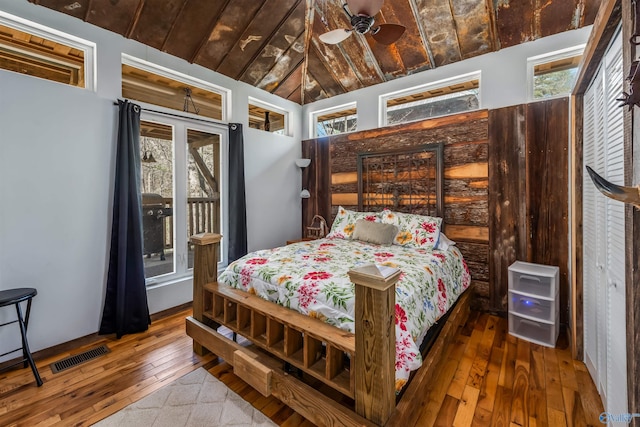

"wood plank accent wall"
[487,105,528,313]
[526,98,570,324]
[303,110,491,310]
[302,101,569,318]
[487,99,570,322]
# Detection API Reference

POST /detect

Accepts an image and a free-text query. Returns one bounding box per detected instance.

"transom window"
[122,54,228,121]
[248,97,289,135]
[528,45,585,100]
[0,11,95,90]
[380,72,481,127]
[311,103,357,138]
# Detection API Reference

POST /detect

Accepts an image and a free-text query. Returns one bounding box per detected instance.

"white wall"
[0,0,302,356]
[302,26,592,138]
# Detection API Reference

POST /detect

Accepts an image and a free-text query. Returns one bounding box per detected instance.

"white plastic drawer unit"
[508,260,560,347]
[508,314,558,347]
[508,261,558,298]
[508,291,556,323]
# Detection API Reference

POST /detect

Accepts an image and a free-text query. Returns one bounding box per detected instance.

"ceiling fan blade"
[371,23,405,45]
[319,28,352,44]
[346,0,383,17]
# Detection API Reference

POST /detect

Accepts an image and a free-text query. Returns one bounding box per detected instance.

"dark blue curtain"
[228,123,247,261]
[100,100,150,338]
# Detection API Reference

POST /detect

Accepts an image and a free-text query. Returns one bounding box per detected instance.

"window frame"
[122,54,231,122]
[309,102,358,139]
[248,96,291,136]
[0,10,96,91]
[527,44,585,102]
[379,71,482,127]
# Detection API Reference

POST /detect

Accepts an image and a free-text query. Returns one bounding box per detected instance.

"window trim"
[379,71,482,127]
[248,96,291,136]
[527,44,585,102]
[122,54,231,122]
[0,10,97,91]
[309,101,357,139]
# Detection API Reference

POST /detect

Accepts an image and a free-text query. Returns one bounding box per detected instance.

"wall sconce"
[295,158,311,168]
[296,158,311,198]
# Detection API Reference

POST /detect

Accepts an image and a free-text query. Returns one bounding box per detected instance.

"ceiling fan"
[318,0,406,45]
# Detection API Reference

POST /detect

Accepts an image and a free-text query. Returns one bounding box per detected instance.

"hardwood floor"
[0,308,603,426]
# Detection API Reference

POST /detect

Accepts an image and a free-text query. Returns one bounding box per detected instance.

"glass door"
[187,128,222,269]
[140,120,175,279]
[139,113,227,283]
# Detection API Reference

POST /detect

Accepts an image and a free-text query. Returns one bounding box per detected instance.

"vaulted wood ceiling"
[28,0,601,105]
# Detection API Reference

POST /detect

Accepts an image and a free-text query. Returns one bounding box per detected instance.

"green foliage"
[533,68,578,99]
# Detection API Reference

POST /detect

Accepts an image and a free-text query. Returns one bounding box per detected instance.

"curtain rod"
[113,100,229,126]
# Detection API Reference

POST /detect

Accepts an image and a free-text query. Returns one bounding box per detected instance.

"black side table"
[0,288,43,386]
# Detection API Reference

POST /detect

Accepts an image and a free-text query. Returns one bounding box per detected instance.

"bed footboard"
[187,233,470,427]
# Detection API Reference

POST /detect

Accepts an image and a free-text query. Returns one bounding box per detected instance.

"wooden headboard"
[301,110,490,311]
[356,142,444,218]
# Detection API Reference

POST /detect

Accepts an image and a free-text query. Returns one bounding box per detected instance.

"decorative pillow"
[434,232,456,251]
[326,206,380,239]
[380,209,442,249]
[351,219,398,245]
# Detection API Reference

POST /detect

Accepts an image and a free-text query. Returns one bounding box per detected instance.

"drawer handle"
[520,275,541,283]
[519,298,541,306]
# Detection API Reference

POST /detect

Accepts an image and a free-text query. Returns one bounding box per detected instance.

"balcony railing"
[159,197,219,249]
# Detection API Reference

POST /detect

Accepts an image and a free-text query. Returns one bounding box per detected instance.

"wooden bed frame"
[186,142,472,427]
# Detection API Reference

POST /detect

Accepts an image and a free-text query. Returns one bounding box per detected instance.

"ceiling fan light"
[346,0,384,17]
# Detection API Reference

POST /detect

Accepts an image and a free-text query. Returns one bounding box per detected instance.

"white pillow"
[435,233,456,251]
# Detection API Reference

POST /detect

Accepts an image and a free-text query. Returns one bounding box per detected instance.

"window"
[380,72,481,127]
[248,97,289,135]
[122,54,228,121]
[140,114,227,284]
[311,103,357,138]
[0,11,95,90]
[528,45,584,100]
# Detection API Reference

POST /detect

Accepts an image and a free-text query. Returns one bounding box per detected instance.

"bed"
[186,142,474,427]
[218,221,470,391]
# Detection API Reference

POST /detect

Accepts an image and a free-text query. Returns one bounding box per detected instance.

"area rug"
[93,367,277,427]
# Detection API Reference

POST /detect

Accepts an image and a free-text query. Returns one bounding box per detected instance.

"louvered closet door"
[603,32,627,418]
[582,29,627,416]
[582,67,600,386]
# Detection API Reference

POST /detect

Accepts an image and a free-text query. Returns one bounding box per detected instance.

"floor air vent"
[50,345,110,373]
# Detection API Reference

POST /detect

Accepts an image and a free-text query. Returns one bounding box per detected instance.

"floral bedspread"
[218,237,471,391]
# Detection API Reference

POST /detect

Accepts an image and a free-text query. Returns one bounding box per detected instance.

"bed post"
[348,268,401,426]
[190,233,221,356]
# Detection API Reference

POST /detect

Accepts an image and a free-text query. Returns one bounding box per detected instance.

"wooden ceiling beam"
[408,0,436,68]
[125,0,146,39]
[485,0,500,51]
[234,0,304,81]
[255,31,306,92]
[301,0,314,104]
[238,0,306,88]
[214,0,272,74]
[160,0,190,53]
[84,0,93,22]
[190,0,233,64]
